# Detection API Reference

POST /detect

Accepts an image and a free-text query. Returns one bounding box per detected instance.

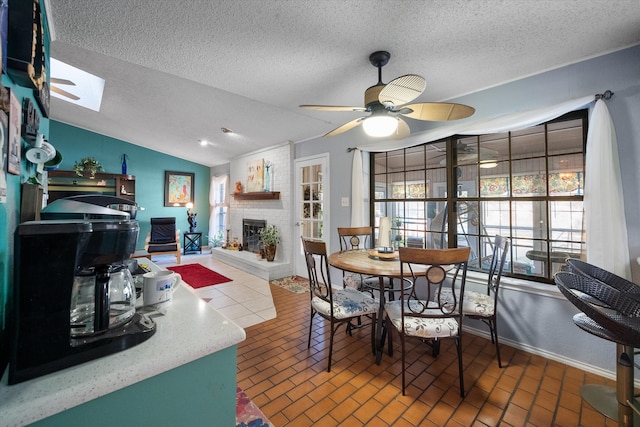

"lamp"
[363,115,398,137]
[186,202,197,232]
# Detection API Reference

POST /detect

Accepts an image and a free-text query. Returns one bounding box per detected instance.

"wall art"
[164,170,194,207]
[246,158,263,192]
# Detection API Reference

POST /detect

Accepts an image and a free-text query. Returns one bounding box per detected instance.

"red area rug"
[166,263,232,289]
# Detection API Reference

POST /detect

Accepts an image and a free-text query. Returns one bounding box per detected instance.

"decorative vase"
[121,154,128,174]
[264,165,271,192]
[264,244,277,262]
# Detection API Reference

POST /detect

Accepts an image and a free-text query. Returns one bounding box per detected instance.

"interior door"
[294,154,329,277]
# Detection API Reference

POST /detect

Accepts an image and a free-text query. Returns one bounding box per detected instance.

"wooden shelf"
[233,191,280,200]
[47,170,136,203]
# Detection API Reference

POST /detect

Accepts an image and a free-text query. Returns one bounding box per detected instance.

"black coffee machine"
[9,202,156,385]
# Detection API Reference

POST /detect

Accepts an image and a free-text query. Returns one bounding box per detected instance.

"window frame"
[370,110,587,284]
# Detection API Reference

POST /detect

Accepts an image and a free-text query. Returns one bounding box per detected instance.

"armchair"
[144,217,181,264]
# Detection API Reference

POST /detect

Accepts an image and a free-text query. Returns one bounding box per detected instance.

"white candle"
[378,217,391,248]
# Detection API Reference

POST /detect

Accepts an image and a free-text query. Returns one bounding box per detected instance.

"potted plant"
[74,157,104,178]
[259,224,280,262]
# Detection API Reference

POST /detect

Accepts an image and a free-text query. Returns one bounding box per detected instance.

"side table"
[183,232,202,255]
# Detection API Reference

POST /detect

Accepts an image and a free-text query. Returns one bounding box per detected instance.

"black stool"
[555,270,640,427]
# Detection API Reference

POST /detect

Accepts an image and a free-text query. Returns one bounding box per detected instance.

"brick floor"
[237,284,620,426]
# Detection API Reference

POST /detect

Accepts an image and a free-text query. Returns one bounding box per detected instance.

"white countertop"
[0,259,246,427]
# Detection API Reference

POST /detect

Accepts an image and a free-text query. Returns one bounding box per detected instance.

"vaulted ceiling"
[46,0,640,167]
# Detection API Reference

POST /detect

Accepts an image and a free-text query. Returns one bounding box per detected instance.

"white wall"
[229,142,293,265]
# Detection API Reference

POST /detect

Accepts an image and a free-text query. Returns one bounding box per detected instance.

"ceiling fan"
[50,77,80,101]
[300,51,475,139]
[433,142,499,167]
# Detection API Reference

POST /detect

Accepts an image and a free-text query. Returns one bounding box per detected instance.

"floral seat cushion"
[343,272,364,290]
[385,300,459,338]
[438,289,495,316]
[312,288,379,319]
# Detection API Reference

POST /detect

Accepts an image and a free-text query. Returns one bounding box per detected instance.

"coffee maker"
[9,202,156,385]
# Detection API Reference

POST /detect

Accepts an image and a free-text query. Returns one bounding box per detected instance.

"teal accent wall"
[30,346,237,426]
[1,0,52,377]
[49,121,211,249]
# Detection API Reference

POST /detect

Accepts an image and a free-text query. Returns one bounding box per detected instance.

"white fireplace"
[212,142,293,280]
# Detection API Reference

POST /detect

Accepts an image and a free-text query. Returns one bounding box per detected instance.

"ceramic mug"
[142,270,181,308]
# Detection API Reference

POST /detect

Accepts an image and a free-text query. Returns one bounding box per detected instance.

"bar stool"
[555,270,640,427]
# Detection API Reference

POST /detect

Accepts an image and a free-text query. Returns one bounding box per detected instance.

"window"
[371,111,587,283]
[210,175,229,246]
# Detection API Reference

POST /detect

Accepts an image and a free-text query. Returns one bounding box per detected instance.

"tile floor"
[148,251,276,328]
[157,251,621,426]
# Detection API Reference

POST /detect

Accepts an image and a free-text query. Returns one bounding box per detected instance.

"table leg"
[375,276,386,364]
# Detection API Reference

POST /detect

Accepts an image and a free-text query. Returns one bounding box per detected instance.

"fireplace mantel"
[233,192,280,200]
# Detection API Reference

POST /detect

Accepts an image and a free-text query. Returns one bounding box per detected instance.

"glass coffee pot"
[70,264,136,342]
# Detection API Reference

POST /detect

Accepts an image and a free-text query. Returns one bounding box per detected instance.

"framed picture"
[246,158,264,192]
[7,88,21,175]
[164,171,194,207]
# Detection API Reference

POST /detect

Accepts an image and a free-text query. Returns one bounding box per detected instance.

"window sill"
[465,270,564,299]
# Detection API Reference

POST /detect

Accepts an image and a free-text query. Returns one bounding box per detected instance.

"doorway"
[294,154,329,277]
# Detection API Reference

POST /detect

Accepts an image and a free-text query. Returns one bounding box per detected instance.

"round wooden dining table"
[328,249,427,363]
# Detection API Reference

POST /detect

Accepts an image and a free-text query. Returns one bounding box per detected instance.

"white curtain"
[350,148,366,226]
[356,95,595,152]
[584,100,631,279]
[209,175,229,241]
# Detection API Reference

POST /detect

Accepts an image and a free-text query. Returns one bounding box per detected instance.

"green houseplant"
[73,157,104,177]
[259,224,280,262]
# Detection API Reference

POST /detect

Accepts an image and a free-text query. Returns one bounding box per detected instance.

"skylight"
[50,58,105,112]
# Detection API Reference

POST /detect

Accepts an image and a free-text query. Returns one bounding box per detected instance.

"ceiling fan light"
[479,161,498,169]
[363,115,398,137]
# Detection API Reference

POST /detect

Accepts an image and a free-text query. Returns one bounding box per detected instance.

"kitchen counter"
[0,259,246,426]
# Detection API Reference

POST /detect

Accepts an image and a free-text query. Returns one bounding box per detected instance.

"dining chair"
[457,235,510,367]
[337,226,375,290]
[337,226,409,301]
[384,246,471,396]
[145,217,181,264]
[301,237,379,372]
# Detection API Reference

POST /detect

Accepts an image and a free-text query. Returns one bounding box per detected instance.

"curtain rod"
[347,147,357,152]
[596,90,614,100]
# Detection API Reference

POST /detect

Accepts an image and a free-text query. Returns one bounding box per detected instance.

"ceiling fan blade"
[390,118,411,140]
[323,117,364,138]
[402,102,475,121]
[50,77,76,86]
[300,104,366,112]
[379,74,425,107]
[51,85,80,101]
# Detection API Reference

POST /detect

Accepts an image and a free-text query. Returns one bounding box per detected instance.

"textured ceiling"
[46,0,640,167]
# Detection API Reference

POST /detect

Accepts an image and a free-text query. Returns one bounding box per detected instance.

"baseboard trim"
[463,326,640,387]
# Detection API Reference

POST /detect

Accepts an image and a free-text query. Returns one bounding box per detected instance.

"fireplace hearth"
[243,219,266,254]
